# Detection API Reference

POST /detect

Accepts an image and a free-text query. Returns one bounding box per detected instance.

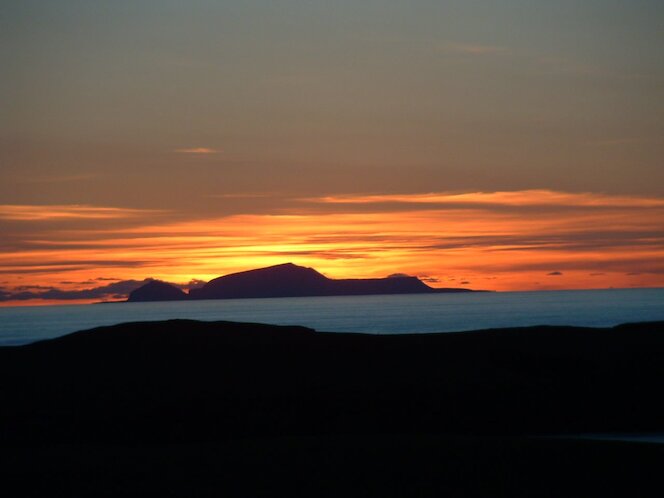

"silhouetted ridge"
[128,263,476,302]
[2,319,664,448]
[189,263,329,299]
[128,280,186,302]
[3,320,664,498]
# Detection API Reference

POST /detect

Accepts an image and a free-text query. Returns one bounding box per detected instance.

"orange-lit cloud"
[306,190,664,208]
[1,190,663,305]
[174,147,221,154]
[0,205,163,221]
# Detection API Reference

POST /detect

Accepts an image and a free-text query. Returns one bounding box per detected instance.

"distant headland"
[128,262,480,302]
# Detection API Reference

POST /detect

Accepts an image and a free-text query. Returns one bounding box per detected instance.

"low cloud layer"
[0,279,207,302]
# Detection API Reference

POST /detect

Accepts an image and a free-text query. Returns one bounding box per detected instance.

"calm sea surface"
[1,288,663,346]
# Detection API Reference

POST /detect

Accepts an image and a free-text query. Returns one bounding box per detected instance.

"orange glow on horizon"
[1,190,663,306]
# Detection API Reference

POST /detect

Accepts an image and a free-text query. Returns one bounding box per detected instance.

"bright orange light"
[1,190,663,305]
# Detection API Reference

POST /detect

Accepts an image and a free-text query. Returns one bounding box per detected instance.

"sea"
[1,287,663,347]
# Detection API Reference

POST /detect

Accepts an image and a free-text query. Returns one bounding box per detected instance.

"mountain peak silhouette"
[189,263,333,300]
[128,280,187,302]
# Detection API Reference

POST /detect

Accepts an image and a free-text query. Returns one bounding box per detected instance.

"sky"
[1,0,663,304]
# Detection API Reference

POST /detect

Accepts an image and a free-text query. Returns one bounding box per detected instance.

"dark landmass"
[126,279,188,302]
[2,319,663,496]
[128,262,478,302]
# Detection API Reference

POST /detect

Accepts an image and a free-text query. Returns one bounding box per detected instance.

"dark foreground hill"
[128,262,476,301]
[2,320,663,497]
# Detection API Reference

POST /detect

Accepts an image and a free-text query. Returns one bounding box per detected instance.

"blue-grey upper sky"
[2,0,663,212]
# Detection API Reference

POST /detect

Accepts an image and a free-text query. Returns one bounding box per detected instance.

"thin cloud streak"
[0,205,165,221]
[442,43,508,55]
[587,138,653,147]
[16,173,98,184]
[174,147,221,154]
[305,190,664,208]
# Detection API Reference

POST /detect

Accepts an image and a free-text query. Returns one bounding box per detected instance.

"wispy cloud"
[303,190,664,209]
[16,173,98,184]
[442,43,508,56]
[587,137,653,147]
[174,147,221,154]
[207,192,277,199]
[535,54,651,81]
[0,205,164,221]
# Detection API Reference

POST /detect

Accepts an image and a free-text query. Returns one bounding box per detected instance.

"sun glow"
[1,190,663,305]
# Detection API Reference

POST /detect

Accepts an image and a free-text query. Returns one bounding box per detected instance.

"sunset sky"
[2,1,663,305]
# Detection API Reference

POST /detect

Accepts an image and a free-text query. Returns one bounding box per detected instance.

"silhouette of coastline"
[128,262,479,302]
[1,319,663,496]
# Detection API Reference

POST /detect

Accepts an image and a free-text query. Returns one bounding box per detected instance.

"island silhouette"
[128,262,477,302]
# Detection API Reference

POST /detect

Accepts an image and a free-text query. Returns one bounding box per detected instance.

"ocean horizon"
[1,287,663,347]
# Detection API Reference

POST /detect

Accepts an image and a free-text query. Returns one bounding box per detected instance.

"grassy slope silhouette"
[1,319,663,496]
